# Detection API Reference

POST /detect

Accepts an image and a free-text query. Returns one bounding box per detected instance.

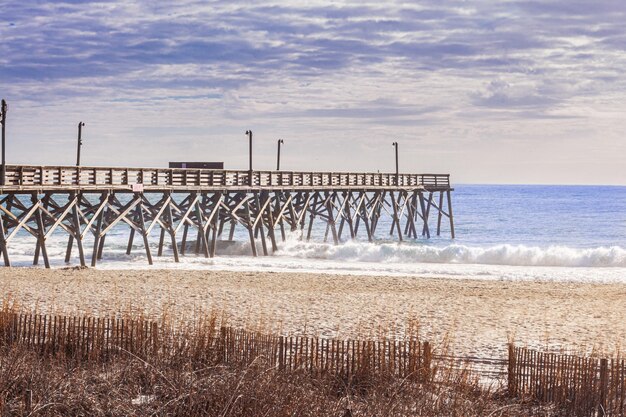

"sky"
[1,1,625,185]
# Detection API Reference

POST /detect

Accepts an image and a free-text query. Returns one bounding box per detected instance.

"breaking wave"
[6,232,625,270]
[273,240,626,268]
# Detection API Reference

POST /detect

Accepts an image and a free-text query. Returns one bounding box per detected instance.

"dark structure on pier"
[0,165,454,268]
[169,162,224,169]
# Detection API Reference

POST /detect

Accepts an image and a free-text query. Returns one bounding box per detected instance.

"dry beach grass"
[0,330,552,417]
[0,300,555,416]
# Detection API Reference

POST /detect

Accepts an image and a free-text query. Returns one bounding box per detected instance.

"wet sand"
[1,268,625,358]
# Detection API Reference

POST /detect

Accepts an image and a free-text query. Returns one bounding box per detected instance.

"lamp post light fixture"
[76,122,85,166]
[0,99,7,186]
[276,139,284,171]
[392,141,399,185]
[245,130,253,185]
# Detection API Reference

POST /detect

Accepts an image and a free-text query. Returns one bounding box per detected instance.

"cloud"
[472,79,559,109]
[0,0,625,183]
[2,1,622,88]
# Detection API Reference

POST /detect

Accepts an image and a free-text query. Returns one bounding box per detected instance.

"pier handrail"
[0,165,450,190]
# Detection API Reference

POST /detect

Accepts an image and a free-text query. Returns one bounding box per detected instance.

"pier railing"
[1,165,450,190]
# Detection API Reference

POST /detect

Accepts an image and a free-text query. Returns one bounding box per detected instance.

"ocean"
[6,185,626,282]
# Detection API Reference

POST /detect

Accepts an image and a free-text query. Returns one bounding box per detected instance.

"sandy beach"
[1,268,625,358]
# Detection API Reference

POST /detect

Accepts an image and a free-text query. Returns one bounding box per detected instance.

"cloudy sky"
[1,1,625,184]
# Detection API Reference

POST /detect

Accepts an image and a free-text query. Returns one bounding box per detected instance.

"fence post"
[278,336,284,371]
[599,358,608,416]
[219,326,226,363]
[422,341,431,381]
[152,322,159,358]
[508,343,517,396]
[24,389,32,413]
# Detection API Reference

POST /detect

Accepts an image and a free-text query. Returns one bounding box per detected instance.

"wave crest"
[275,240,626,268]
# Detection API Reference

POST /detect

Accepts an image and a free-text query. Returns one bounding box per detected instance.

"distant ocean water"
[7,185,626,283]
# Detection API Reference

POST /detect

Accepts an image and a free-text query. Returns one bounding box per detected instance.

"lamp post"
[0,99,7,186]
[276,139,284,171]
[245,130,253,185]
[392,141,399,185]
[76,122,85,166]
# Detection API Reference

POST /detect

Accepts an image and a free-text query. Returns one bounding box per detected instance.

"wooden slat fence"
[1,311,432,382]
[221,327,431,381]
[509,345,626,416]
[9,311,626,415]
[0,311,158,361]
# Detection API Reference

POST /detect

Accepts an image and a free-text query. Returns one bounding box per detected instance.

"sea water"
[6,185,626,282]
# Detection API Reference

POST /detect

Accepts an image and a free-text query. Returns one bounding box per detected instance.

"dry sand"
[1,268,625,358]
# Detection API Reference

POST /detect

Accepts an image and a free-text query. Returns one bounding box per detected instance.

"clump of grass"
[0,293,20,314]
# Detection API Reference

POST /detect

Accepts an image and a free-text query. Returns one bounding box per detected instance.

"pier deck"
[0,165,454,268]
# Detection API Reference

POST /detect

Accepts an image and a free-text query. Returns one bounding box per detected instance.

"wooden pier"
[0,164,454,268]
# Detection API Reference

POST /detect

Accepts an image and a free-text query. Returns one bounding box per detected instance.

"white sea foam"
[8,233,626,267]
[83,238,626,283]
[271,240,626,268]
[88,246,624,284]
[5,229,626,283]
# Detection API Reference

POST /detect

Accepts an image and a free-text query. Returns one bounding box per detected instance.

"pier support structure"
[0,165,454,267]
